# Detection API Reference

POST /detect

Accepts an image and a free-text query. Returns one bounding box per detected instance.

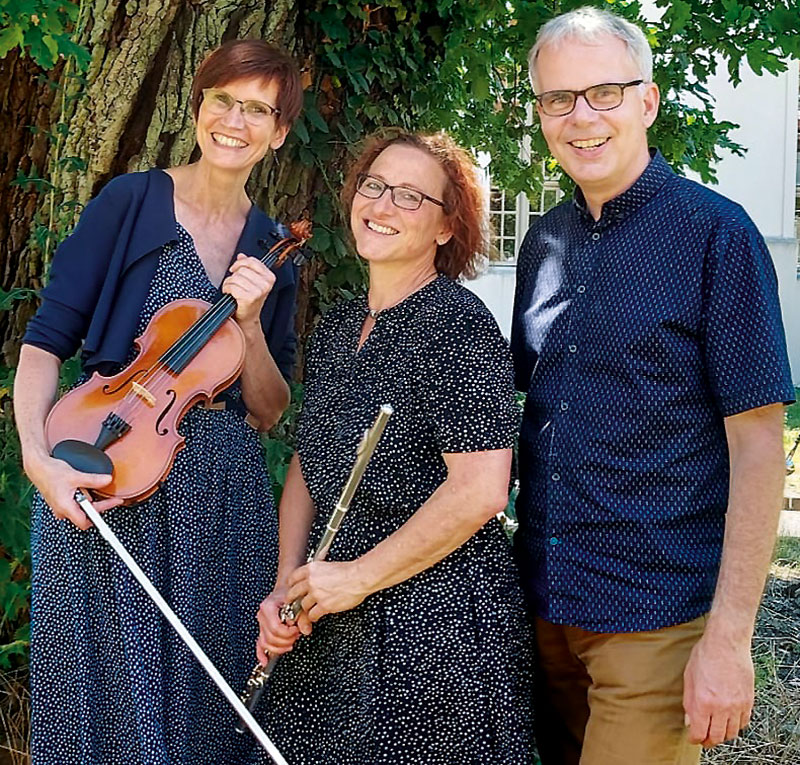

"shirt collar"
[572,148,674,229]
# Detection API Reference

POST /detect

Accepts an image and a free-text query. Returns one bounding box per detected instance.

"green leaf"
[0,25,24,58]
[292,119,310,144]
[312,195,333,227]
[667,0,692,32]
[305,105,329,134]
[308,228,332,254]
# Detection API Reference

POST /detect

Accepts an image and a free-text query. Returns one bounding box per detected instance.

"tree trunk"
[0,0,323,370]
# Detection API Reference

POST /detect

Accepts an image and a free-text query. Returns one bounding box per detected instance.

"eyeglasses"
[201,88,280,125]
[355,174,445,211]
[534,80,644,117]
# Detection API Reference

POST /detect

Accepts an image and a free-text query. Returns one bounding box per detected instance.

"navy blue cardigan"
[24,169,298,379]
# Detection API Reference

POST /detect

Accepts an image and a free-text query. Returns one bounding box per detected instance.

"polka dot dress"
[29,224,275,764]
[260,276,536,764]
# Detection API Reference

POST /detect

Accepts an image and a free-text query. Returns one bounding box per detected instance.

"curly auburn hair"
[190,40,303,129]
[341,129,488,280]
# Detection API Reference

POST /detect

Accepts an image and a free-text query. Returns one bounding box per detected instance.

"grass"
[703,537,800,765]
[0,669,28,765]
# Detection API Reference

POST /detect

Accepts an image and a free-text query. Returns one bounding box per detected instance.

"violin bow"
[236,403,394,732]
[73,490,290,765]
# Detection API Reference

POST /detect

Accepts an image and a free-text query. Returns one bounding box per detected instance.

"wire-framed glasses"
[534,80,644,117]
[356,174,444,211]
[202,88,280,126]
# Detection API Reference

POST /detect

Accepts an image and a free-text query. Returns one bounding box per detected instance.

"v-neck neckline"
[353,274,443,355]
[159,168,255,291]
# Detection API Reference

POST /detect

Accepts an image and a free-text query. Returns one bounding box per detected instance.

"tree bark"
[0,0,322,370]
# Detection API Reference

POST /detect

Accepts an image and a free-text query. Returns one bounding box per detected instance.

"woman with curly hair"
[256,130,535,764]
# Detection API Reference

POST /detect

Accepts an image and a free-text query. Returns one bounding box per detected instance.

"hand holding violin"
[23,449,123,530]
[222,253,276,326]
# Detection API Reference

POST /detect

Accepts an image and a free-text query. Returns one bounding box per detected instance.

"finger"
[221,282,262,312]
[66,468,113,487]
[225,266,266,287]
[704,713,729,748]
[264,631,299,649]
[62,504,92,530]
[307,603,326,623]
[255,642,268,666]
[226,269,275,299]
[295,612,313,636]
[687,711,711,746]
[288,566,308,588]
[300,593,316,615]
[229,254,271,276]
[286,582,307,605]
[258,601,295,634]
[723,714,740,743]
[263,636,297,656]
[225,272,272,300]
[92,497,124,513]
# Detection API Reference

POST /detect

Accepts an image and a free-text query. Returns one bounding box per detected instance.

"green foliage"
[0,0,89,69]
[0,366,32,669]
[773,536,800,567]
[262,383,304,503]
[289,0,799,309]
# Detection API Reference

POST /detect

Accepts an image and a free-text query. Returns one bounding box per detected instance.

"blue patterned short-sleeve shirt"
[511,150,795,633]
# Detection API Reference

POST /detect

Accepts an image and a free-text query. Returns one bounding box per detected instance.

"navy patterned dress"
[30,225,275,764]
[260,276,536,764]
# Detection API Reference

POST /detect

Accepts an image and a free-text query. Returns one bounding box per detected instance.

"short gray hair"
[528,6,653,92]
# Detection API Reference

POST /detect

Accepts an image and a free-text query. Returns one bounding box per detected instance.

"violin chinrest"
[53,440,114,476]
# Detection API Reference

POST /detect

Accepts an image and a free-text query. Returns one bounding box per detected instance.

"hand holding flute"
[243,404,393,728]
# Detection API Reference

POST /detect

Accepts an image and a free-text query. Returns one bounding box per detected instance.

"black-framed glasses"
[355,174,445,211]
[534,80,644,117]
[201,88,280,125]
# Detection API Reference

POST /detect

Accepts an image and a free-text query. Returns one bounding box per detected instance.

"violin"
[45,220,312,505]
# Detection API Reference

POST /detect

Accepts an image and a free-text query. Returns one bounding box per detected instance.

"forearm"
[352,449,511,597]
[706,404,785,642]
[275,454,317,589]
[14,345,62,470]
[238,320,290,429]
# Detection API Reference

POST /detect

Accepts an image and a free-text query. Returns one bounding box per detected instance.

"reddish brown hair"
[341,129,488,280]
[191,40,303,128]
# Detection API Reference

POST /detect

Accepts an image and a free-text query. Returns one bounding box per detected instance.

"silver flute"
[236,403,394,732]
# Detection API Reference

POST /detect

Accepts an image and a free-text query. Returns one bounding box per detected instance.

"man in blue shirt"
[511,7,795,765]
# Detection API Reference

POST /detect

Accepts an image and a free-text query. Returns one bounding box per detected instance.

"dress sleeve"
[22,178,130,360]
[419,307,520,453]
[702,215,795,417]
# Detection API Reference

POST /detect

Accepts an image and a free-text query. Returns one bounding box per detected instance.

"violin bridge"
[131,381,156,407]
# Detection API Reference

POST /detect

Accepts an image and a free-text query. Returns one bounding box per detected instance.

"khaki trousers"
[533,615,706,765]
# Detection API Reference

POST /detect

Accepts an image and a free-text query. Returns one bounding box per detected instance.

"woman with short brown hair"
[16,39,301,764]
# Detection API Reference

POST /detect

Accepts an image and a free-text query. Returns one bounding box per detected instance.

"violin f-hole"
[103,368,148,396]
[155,390,177,436]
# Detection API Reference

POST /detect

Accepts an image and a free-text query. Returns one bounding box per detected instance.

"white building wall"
[469,62,800,384]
